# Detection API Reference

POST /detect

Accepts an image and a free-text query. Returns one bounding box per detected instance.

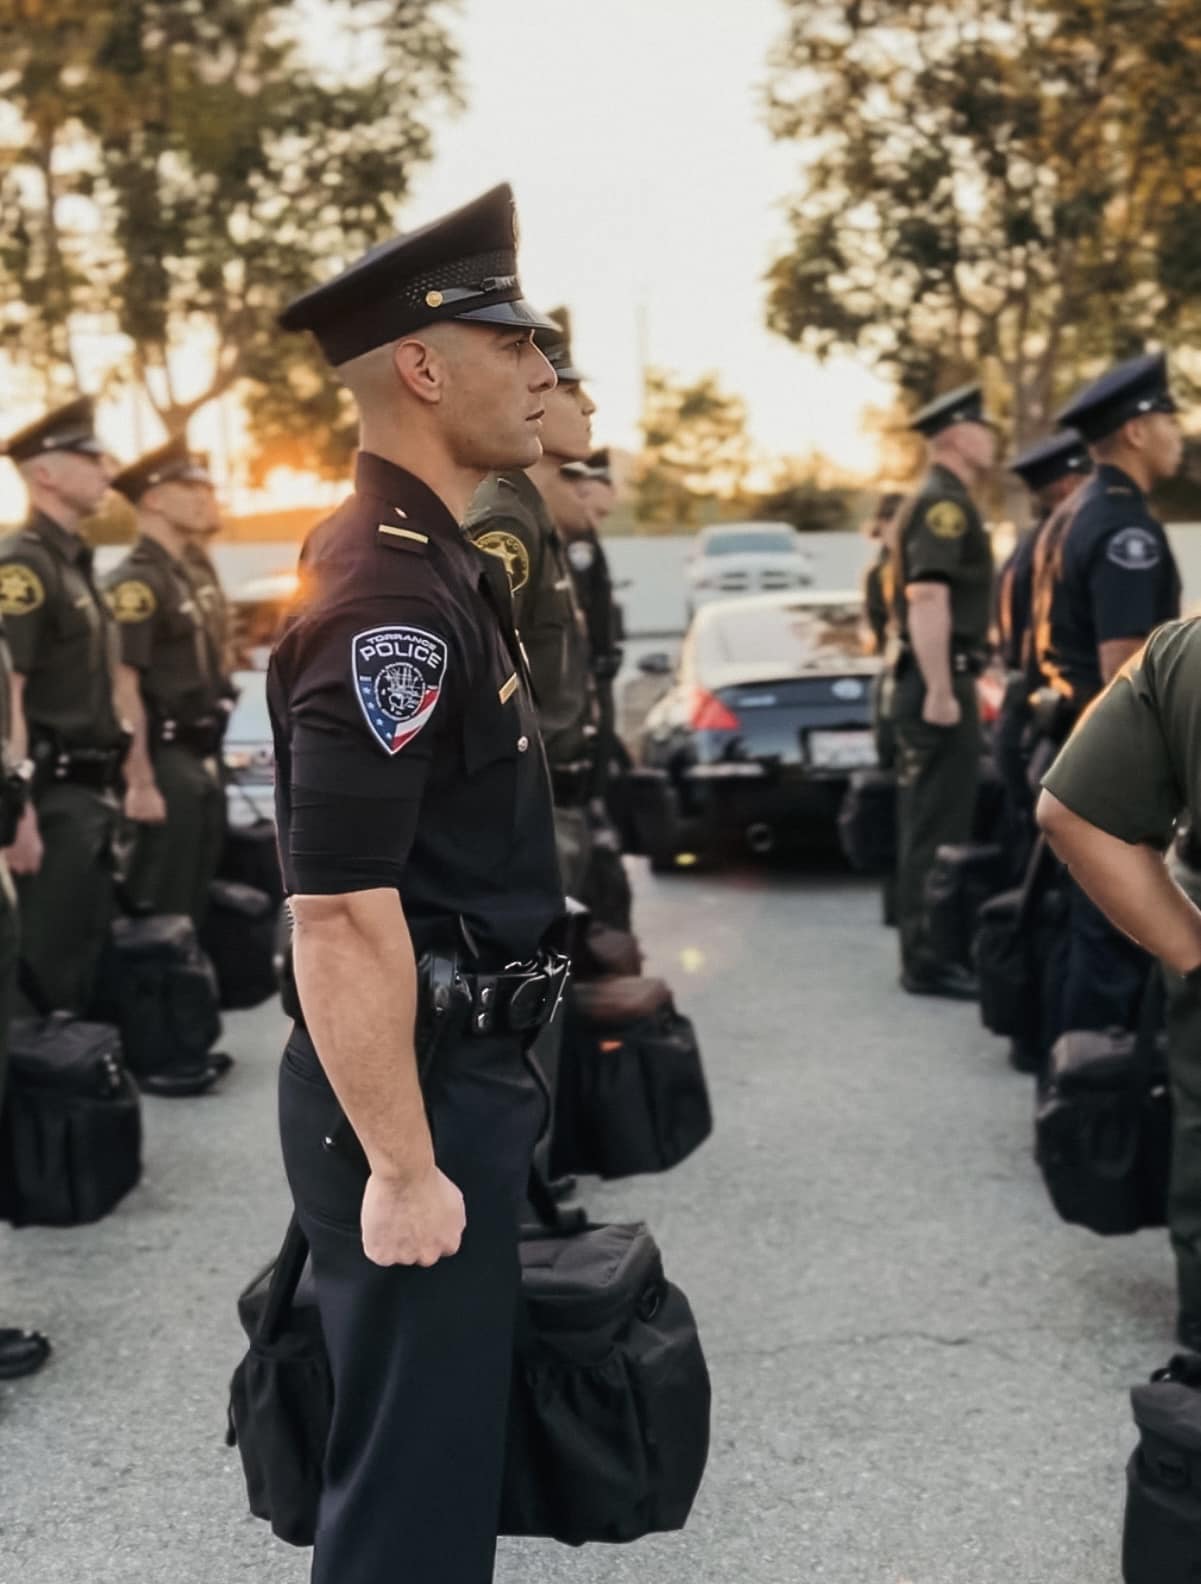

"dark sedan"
[628,591,880,870]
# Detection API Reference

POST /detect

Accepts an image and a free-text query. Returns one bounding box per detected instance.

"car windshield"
[698,600,863,668]
[226,670,271,742]
[701,529,798,557]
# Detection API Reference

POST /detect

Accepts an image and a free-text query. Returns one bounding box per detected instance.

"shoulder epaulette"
[376,522,429,555]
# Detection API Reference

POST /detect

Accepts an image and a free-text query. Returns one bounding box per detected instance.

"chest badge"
[108,578,157,622]
[0,563,45,616]
[476,529,530,593]
[351,625,448,755]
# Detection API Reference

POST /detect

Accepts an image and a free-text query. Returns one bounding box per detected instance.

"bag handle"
[255,1214,310,1345]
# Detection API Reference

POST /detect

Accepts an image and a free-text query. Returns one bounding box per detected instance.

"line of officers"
[861,349,1185,1027]
[0,405,245,1380]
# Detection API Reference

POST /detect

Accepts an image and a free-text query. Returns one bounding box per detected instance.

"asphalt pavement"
[0,857,1175,1584]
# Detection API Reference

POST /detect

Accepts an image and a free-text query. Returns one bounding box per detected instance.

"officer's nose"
[580,385,597,419]
[531,347,557,394]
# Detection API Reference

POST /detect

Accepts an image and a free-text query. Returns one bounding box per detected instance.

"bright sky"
[1,0,891,520]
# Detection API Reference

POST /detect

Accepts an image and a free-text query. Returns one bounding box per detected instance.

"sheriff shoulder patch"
[108,579,157,623]
[1106,526,1161,571]
[351,625,448,755]
[476,529,530,593]
[925,500,966,540]
[0,563,45,616]
[567,539,596,573]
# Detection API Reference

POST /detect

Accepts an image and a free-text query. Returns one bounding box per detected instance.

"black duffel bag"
[94,914,222,1078]
[924,841,1007,971]
[1123,1353,1201,1583]
[974,840,1065,1050]
[551,977,712,1180]
[220,813,284,908]
[837,767,896,876]
[1035,970,1169,1237]
[0,1012,141,1227]
[228,1213,711,1549]
[200,880,279,1010]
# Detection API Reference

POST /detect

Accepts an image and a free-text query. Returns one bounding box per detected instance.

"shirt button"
[517,735,530,753]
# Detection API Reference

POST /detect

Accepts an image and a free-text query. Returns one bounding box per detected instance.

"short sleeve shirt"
[270,453,563,965]
[1041,616,1201,849]
[1033,464,1180,708]
[104,536,220,726]
[181,541,232,688]
[893,465,993,648]
[0,512,122,747]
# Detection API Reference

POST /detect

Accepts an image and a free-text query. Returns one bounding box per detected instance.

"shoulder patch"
[567,539,596,573]
[475,529,531,593]
[925,500,967,540]
[377,523,429,554]
[0,562,45,616]
[108,578,157,623]
[1106,526,1162,572]
[351,625,448,755]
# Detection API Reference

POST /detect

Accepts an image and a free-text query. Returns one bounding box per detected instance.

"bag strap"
[1014,836,1053,933]
[16,958,52,1018]
[255,1214,310,1345]
[1132,962,1166,1091]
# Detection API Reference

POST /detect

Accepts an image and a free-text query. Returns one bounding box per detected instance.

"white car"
[685,522,813,617]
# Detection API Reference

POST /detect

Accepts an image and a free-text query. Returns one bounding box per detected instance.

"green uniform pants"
[17,782,118,1015]
[1165,853,1201,1316]
[127,745,225,930]
[0,860,18,1102]
[893,671,980,978]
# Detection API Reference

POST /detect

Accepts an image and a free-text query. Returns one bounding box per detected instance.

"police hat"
[110,437,214,504]
[560,461,591,481]
[2,396,105,463]
[587,447,613,483]
[535,306,587,384]
[1008,431,1091,492]
[278,183,559,365]
[1055,351,1178,444]
[909,384,994,438]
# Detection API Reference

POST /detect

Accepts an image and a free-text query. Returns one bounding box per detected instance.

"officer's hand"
[125,782,167,824]
[5,804,43,876]
[922,689,961,729]
[361,1166,466,1268]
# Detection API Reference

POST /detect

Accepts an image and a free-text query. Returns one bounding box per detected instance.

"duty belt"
[896,646,987,680]
[30,735,125,795]
[423,949,571,1041]
[549,760,593,807]
[153,715,224,755]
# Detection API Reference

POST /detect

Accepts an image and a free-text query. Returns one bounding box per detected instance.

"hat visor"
[551,362,589,384]
[560,461,591,480]
[56,436,106,457]
[453,297,562,333]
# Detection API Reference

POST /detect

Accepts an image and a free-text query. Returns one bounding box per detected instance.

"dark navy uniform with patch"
[270,184,564,1584]
[1034,353,1182,1038]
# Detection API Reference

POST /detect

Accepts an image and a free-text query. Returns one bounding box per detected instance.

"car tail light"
[690,687,741,731]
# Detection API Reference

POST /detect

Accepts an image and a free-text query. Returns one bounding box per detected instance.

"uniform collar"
[355,452,463,538]
[1095,462,1145,501]
[928,463,970,498]
[133,531,187,572]
[27,509,92,567]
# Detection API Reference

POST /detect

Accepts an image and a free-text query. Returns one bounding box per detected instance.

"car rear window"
[698,602,863,667]
[701,529,798,557]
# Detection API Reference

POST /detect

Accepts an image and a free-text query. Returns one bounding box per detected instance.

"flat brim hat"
[560,461,591,480]
[111,437,214,503]
[534,306,588,384]
[910,383,996,438]
[2,396,106,463]
[1008,430,1092,492]
[278,183,559,366]
[1055,351,1178,444]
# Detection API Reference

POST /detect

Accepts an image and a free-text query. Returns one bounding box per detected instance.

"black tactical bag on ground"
[550,977,712,1179]
[228,1214,711,1549]
[200,880,279,1010]
[1035,971,1169,1236]
[837,768,896,875]
[219,814,284,907]
[1123,1354,1201,1583]
[94,914,222,1079]
[0,1013,141,1227]
[974,840,1066,1066]
[924,841,1008,971]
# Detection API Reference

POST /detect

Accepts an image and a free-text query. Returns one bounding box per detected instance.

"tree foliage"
[0,0,460,472]
[764,0,1201,442]
[634,368,755,528]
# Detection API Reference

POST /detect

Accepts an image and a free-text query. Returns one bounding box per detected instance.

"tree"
[763,0,1201,443]
[0,0,460,469]
[755,467,858,533]
[634,368,755,528]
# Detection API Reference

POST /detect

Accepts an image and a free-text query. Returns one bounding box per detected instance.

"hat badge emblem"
[425,290,444,309]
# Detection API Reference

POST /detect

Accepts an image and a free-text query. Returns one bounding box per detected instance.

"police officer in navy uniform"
[1031,350,1184,1036]
[271,183,565,1584]
[993,431,1091,868]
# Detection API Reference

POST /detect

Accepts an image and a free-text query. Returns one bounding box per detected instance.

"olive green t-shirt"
[1041,616,1201,848]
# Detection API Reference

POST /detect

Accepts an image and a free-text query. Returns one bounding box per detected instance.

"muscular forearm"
[8,675,28,762]
[1038,791,1201,973]
[907,583,953,696]
[115,666,155,787]
[291,888,434,1184]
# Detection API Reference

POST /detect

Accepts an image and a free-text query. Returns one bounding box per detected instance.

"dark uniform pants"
[894,672,979,978]
[0,860,18,1102]
[18,782,117,1015]
[1165,959,1201,1317]
[1056,880,1149,1039]
[994,675,1035,878]
[278,1025,545,1584]
[127,744,225,929]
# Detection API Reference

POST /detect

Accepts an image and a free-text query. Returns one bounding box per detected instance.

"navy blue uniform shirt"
[268,453,563,965]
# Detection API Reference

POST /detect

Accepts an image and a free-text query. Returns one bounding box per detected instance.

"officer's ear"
[392,331,451,409]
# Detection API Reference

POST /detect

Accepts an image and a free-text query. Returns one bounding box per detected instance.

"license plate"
[807,729,876,770]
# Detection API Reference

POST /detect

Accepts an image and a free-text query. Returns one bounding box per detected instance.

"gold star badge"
[107,578,157,623]
[926,501,966,540]
[0,563,45,616]
[476,529,531,593]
